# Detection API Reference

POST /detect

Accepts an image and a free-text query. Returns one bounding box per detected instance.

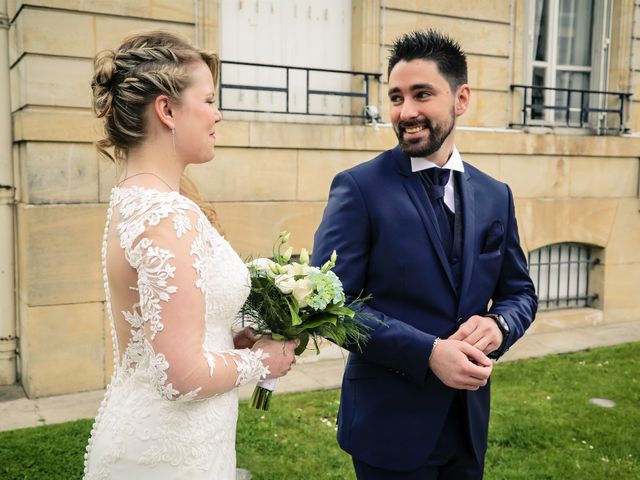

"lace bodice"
[84,186,268,479]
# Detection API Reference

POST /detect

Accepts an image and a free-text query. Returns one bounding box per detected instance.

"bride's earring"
[171,128,176,155]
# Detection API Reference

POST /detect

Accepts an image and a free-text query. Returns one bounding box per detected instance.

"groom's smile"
[388,58,465,162]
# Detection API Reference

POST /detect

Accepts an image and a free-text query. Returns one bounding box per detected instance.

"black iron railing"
[219,60,382,120]
[528,243,599,311]
[510,84,631,134]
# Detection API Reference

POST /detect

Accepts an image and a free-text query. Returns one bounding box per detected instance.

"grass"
[1,342,639,479]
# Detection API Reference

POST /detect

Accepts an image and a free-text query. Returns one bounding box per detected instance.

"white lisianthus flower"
[249,258,278,277]
[321,250,338,273]
[282,246,293,262]
[279,231,290,244]
[275,274,296,294]
[285,262,312,276]
[299,248,310,265]
[292,278,313,308]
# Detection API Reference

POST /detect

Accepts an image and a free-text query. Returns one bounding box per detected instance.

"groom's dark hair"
[388,30,468,91]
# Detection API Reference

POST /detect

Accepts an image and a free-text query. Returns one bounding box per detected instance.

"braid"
[91,30,222,227]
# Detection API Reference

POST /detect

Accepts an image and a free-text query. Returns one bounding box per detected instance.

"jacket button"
[457,317,464,324]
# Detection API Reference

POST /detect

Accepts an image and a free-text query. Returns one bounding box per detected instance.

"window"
[218,0,359,123]
[528,243,595,310]
[520,0,619,130]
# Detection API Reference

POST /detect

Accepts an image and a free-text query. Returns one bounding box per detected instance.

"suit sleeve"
[489,185,538,357]
[312,171,436,385]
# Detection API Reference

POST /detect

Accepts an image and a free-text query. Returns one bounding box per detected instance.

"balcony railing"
[219,60,382,121]
[510,84,632,134]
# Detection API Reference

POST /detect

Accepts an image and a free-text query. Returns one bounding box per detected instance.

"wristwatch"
[486,313,509,359]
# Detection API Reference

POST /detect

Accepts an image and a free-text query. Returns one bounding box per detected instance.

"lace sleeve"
[122,198,268,401]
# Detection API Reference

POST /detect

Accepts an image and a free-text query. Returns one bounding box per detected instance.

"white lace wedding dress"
[84,186,268,479]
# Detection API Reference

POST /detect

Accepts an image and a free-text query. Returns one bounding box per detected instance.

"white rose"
[292,278,313,308]
[275,274,296,294]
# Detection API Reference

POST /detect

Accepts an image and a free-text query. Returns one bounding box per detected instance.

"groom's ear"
[454,84,470,117]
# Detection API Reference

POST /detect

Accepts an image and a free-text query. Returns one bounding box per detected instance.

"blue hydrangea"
[306,270,345,310]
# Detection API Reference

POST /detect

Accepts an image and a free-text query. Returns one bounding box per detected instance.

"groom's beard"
[394,107,456,158]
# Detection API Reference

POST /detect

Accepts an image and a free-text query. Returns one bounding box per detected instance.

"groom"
[312,30,537,479]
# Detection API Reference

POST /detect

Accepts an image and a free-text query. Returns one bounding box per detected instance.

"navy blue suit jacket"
[312,146,537,471]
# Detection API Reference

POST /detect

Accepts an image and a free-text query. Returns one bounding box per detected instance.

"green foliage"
[1,343,638,479]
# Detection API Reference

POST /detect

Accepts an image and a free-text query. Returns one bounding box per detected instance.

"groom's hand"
[233,327,260,349]
[449,315,503,356]
[428,339,492,390]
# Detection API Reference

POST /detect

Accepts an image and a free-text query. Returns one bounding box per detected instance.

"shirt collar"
[410,146,465,173]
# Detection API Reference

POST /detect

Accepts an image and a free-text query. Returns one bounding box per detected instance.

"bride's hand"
[252,335,298,379]
[233,327,260,349]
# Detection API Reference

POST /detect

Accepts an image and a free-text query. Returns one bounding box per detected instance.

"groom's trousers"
[351,392,483,480]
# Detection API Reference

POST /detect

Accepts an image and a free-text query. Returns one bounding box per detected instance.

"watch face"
[498,316,509,333]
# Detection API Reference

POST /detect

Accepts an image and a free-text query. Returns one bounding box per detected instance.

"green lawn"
[1,342,639,479]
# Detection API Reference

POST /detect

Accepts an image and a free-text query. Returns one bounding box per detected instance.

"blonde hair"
[91,30,222,230]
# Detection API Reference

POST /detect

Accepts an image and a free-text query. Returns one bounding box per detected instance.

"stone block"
[569,157,638,198]
[602,263,640,324]
[11,7,95,60]
[603,198,640,265]
[13,107,101,143]
[631,102,640,135]
[500,155,570,198]
[95,16,194,53]
[528,308,604,334]
[515,198,618,252]
[297,150,376,201]
[215,120,250,147]
[98,157,119,203]
[10,0,194,23]
[215,201,326,258]
[460,154,501,180]
[383,10,510,57]
[351,0,381,72]
[459,90,508,128]
[467,56,510,92]
[248,122,345,149]
[8,19,20,67]
[17,204,106,306]
[20,302,105,398]
[11,55,93,111]
[18,142,99,204]
[384,0,510,23]
[363,126,397,152]
[632,71,640,101]
[188,147,298,202]
[456,129,640,157]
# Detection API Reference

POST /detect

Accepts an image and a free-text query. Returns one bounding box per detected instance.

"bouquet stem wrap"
[251,378,278,411]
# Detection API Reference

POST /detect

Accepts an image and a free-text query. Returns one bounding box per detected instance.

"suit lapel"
[393,147,457,294]
[458,166,476,305]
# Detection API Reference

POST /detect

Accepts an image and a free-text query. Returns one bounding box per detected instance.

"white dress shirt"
[410,146,465,213]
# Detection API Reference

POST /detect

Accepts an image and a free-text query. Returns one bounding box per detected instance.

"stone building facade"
[0,0,638,397]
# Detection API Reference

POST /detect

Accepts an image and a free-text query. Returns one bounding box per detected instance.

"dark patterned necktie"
[425,168,454,257]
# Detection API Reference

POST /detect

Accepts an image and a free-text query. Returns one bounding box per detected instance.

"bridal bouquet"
[242,231,373,410]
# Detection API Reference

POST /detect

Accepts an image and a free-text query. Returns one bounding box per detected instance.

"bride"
[83,31,297,479]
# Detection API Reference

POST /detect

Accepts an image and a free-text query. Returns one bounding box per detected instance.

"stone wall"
[6,0,640,397]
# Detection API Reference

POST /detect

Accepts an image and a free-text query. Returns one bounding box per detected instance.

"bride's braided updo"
[91,30,222,228]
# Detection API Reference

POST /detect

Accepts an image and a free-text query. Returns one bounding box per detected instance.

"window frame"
[523,0,612,128]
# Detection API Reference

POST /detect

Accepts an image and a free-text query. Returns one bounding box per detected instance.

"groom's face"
[388,59,466,158]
